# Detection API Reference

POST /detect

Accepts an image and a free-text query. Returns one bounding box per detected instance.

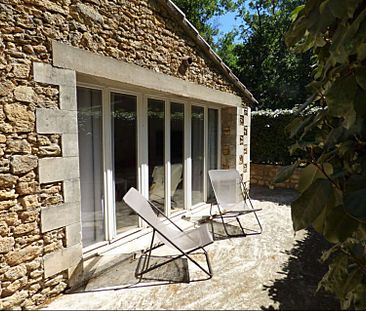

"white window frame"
[76,83,221,251]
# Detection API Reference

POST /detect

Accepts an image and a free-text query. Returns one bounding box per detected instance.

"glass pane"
[192,106,204,205]
[148,99,165,213]
[77,87,105,247]
[112,93,138,233]
[171,103,184,212]
[207,108,219,201]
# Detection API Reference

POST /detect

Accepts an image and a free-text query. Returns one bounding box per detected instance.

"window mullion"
[137,95,148,228]
[184,103,192,211]
[203,106,208,202]
[102,88,116,241]
[165,101,171,217]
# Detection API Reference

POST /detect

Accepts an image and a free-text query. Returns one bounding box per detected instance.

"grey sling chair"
[123,187,213,284]
[208,169,262,238]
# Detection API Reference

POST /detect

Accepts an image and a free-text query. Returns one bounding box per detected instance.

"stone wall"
[0,43,67,308]
[250,164,301,190]
[221,106,250,184]
[0,0,246,309]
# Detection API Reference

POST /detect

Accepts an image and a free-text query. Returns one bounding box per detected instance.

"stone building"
[0,0,256,308]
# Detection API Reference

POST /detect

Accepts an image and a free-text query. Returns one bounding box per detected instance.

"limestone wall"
[0,0,246,309]
[0,68,66,308]
[221,106,250,184]
[250,164,301,190]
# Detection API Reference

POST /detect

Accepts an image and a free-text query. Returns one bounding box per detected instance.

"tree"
[216,30,240,68]
[233,0,312,110]
[173,0,236,46]
[275,1,366,309]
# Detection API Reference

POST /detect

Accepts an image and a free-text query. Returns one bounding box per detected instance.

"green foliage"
[282,1,366,308]
[251,109,301,165]
[174,0,313,111]
[172,0,236,45]
[216,30,239,69]
[233,0,312,109]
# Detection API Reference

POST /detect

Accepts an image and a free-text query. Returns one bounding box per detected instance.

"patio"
[42,187,339,310]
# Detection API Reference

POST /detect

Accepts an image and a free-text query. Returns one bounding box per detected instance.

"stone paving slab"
[43,187,339,310]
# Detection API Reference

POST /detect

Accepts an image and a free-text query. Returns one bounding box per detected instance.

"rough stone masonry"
[0,0,250,309]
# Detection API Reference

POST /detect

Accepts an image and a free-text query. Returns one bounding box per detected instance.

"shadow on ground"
[250,186,339,309]
[250,186,299,205]
[261,228,340,310]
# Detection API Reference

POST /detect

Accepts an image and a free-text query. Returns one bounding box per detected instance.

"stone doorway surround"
[33,61,82,283]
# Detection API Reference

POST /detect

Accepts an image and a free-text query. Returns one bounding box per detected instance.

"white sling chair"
[208,169,262,238]
[149,163,183,207]
[123,187,213,283]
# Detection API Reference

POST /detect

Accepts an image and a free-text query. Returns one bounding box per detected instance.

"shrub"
[251,109,297,165]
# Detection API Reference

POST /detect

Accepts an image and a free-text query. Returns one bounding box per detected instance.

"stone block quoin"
[33,62,82,279]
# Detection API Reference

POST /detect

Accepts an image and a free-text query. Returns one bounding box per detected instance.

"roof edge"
[160,0,258,106]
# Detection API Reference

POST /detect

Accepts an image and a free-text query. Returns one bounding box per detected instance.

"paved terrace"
[43,187,339,310]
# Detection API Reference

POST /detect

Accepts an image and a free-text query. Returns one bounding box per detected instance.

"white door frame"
[77,84,222,248]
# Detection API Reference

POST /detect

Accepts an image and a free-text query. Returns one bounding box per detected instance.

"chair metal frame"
[123,188,213,284]
[209,169,263,238]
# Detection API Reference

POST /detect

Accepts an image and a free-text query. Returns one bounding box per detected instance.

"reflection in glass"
[148,99,165,212]
[112,93,138,233]
[170,103,184,212]
[77,87,105,247]
[207,108,219,201]
[192,106,204,205]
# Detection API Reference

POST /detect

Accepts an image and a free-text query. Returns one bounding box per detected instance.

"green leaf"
[342,267,364,297]
[312,200,329,234]
[357,43,366,61]
[318,252,349,295]
[344,284,366,310]
[328,0,363,19]
[323,205,360,243]
[355,223,366,240]
[324,127,346,149]
[298,163,333,193]
[290,5,305,22]
[291,178,333,231]
[319,0,331,14]
[326,76,357,128]
[344,188,366,222]
[355,67,366,90]
[285,16,307,47]
[354,88,366,117]
[286,115,313,139]
[273,161,298,184]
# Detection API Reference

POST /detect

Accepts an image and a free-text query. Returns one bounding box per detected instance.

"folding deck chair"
[208,169,262,238]
[149,163,183,208]
[123,187,213,283]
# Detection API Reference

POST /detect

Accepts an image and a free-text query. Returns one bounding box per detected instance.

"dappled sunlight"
[261,228,339,310]
[44,187,338,310]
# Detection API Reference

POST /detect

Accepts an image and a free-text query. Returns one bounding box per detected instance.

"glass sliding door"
[77,84,221,248]
[111,93,138,233]
[77,87,105,248]
[170,103,184,212]
[191,105,204,205]
[207,108,219,201]
[148,99,165,212]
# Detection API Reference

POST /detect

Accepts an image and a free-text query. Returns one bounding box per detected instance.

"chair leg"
[136,249,212,283]
[235,216,247,237]
[135,230,213,283]
[243,185,263,235]
[183,247,213,281]
[135,229,157,281]
[214,210,263,238]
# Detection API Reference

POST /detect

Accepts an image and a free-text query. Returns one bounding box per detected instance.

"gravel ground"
[43,186,339,310]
